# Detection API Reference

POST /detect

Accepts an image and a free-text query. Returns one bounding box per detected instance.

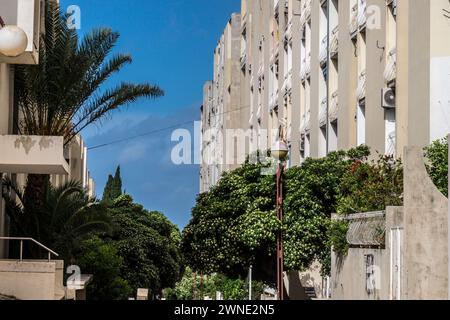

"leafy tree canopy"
[107,194,183,295]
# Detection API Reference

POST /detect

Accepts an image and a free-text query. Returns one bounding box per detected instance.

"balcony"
[270,43,280,64]
[329,91,339,123]
[330,26,339,58]
[257,104,262,121]
[384,48,397,84]
[240,52,247,69]
[0,135,69,174]
[282,70,292,96]
[319,98,328,128]
[356,70,366,101]
[258,63,264,76]
[300,110,311,134]
[0,0,42,65]
[300,53,311,81]
[319,35,328,67]
[274,0,280,11]
[285,21,293,41]
[269,91,279,111]
[300,0,312,27]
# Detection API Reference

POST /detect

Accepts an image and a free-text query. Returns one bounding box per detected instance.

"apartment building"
[200,0,450,192]
[0,0,95,259]
[200,13,242,193]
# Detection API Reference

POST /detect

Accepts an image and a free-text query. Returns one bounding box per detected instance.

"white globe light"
[271,140,289,160]
[0,25,28,57]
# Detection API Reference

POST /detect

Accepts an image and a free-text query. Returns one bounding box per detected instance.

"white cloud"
[118,142,148,163]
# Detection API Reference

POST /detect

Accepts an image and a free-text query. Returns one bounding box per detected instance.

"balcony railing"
[319,98,328,128]
[330,26,339,58]
[384,47,397,84]
[300,0,312,27]
[356,70,367,101]
[319,35,328,67]
[240,52,247,69]
[329,91,339,123]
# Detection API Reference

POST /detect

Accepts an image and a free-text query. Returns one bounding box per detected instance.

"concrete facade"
[200,0,450,191]
[0,259,65,300]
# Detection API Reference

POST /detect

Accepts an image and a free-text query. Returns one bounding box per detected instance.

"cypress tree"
[102,166,123,203]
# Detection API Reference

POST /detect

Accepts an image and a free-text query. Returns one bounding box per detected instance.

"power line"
[88,104,251,151]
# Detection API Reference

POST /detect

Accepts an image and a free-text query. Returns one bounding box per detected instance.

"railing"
[319,98,328,127]
[0,237,59,261]
[384,47,397,84]
[356,70,366,101]
[330,26,339,58]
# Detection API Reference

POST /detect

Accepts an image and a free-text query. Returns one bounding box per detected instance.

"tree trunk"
[23,174,50,254]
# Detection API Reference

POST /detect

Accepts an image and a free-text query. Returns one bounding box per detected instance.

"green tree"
[182,161,278,283]
[336,154,403,215]
[424,137,448,196]
[102,166,123,203]
[108,194,183,296]
[166,268,265,300]
[14,1,163,218]
[76,236,132,300]
[182,146,373,279]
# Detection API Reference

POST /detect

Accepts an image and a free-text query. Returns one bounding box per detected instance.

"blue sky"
[59,0,241,227]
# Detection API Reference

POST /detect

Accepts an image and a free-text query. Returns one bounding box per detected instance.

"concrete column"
[309,0,321,158]
[337,0,358,151]
[365,0,388,155]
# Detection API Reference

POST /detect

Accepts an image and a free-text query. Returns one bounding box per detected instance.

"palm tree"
[2,177,111,261]
[13,1,164,215]
[14,1,163,143]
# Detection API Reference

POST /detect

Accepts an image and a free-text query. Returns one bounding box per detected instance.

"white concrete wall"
[0,259,64,300]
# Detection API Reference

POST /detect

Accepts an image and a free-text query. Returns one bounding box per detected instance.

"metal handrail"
[0,237,59,261]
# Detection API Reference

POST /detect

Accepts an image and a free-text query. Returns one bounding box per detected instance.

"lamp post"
[0,17,28,57]
[271,138,289,301]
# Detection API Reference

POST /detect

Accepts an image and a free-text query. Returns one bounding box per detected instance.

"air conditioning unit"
[0,0,42,65]
[382,87,396,109]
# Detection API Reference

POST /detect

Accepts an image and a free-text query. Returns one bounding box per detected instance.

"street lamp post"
[271,138,289,301]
